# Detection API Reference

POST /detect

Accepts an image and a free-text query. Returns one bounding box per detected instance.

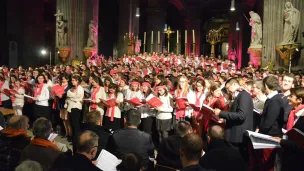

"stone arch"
[167,0,190,18]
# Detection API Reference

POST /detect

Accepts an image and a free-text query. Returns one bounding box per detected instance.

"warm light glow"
[230,0,235,11]
[41,50,47,55]
[135,8,140,17]
[236,22,240,31]
[57,51,60,54]
[296,48,299,51]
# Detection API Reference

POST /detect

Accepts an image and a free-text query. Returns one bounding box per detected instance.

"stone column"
[263,0,304,69]
[56,0,98,63]
[192,19,201,55]
[146,7,166,53]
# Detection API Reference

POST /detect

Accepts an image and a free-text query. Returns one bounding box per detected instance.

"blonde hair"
[177,75,190,95]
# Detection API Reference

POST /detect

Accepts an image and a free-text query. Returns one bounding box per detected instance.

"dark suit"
[219,90,254,143]
[199,139,245,171]
[156,135,182,169]
[280,116,304,171]
[259,94,284,136]
[81,123,112,160]
[281,95,293,129]
[106,128,154,170]
[52,153,102,171]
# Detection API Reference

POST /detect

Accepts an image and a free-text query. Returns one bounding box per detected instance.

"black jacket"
[0,133,30,171]
[280,116,304,171]
[106,128,154,169]
[219,90,254,143]
[81,123,112,160]
[259,94,284,136]
[181,164,209,171]
[281,95,293,129]
[52,153,102,171]
[20,143,62,170]
[199,139,245,171]
[156,135,182,169]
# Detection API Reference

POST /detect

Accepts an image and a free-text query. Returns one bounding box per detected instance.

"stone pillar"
[56,0,98,63]
[146,7,166,53]
[263,0,304,69]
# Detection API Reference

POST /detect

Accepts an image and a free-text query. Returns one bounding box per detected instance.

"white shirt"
[35,84,50,106]
[156,94,173,120]
[89,86,106,115]
[66,86,84,112]
[0,80,10,102]
[267,91,278,99]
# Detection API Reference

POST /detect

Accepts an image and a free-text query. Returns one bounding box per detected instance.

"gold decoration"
[58,47,70,62]
[276,44,298,65]
[72,59,82,67]
[206,29,221,57]
[164,27,175,53]
[83,47,97,59]
[263,61,274,71]
[124,33,136,55]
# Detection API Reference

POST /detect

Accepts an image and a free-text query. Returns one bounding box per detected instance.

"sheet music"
[96,149,122,171]
[0,126,3,131]
[24,94,33,99]
[247,130,281,149]
[48,133,58,142]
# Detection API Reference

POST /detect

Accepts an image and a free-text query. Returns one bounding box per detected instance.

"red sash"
[34,83,44,97]
[176,91,187,120]
[106,94,116,122]
[1,128,29,138]
[11,86,22,103]
[287,105,304,130]
[0,81,5,105]
[91,86,101,109]
[193,91,204,117]
[30,138,59,151]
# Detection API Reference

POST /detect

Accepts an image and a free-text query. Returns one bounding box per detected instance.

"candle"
[185,30,187,43]
[192,30,195,44]
[144,32,146,44]
[177,30,179,44]
[158,31,160,44]
[151,31,154,44]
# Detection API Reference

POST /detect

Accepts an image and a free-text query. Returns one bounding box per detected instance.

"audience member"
[116,153,143,171]
[180,133,208,171]
[81,110,112,160]
[107,109,154,170]
[157,121,192,170]
[0,116,30,171]
[199,125,245,171]
[52,130,101,171]
[20,118,62,170]
[15,160,43,171]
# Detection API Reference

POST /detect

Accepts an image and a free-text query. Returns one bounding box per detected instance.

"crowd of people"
[0,53,304,171]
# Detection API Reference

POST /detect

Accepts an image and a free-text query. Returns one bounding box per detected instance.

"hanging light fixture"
[236,22,240,31]
[230,0,235,11]
[136,7,140,17]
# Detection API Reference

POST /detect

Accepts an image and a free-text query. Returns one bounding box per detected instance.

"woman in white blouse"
[11,79,25,115]
[0,71,11,108]
[89,76,106,125]
[155,85,173,142]
[66,75,84,142]
[32,74,50,120]
[103,83,123,131]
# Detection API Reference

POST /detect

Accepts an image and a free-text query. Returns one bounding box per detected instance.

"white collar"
[267,91,278,99]
[296,108,304,117]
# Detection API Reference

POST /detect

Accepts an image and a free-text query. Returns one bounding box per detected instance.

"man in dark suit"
[81,110,112,160]
[257,76,284,171]
[52,130,101,171]
[214,78,254,163]
[106,109,154,170]
[280,74,295,128]
[157,121,193,170]
[199,125,245,171]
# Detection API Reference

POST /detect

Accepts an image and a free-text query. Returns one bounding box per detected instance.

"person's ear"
[297,97,302,104]
[91,147,97,158]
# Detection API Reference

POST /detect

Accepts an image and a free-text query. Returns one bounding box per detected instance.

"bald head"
[8,115,29,130]
[76,130,99,154]
[207,125,224,140]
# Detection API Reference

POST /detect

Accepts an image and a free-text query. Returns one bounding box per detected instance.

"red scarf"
[30,138,59,151]
[193,91,204,117]
[1,128,29,138]
[287,104,304,130]
[0,81,5,105]
[176,91,187,120]
[106,94,116,122]
[91,86,100,109]
[11,86,22,103]
[34,83,44,97]
[52,84,68,109]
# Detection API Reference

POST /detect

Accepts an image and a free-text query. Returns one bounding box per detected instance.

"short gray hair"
[32,118,52,140]
[7,115,29,130]
[15,160,43,171]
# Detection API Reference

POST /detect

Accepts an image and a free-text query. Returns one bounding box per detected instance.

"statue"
[86,20,98,48]
[281,2,300,45]
[249,11,262,48]
[54,10,66,47]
